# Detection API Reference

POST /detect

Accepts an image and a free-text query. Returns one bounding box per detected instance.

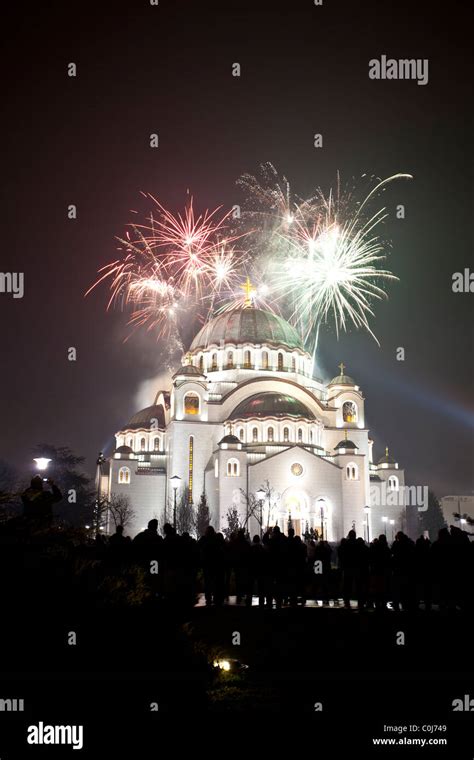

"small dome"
[334,440,358,451]
[115,445,133,454]
[329,374,356,386]
[189,306,304,352]
[172,365,204,379]
[229,392,315,420]
[124,404,165,430]
[377,446,396,465]
[218,434,241,445]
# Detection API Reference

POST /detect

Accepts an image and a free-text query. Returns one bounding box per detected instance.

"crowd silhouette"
[102,518,472,612]
[3,476,471,613]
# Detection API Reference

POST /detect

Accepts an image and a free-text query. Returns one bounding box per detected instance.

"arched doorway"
[280,487,310,536]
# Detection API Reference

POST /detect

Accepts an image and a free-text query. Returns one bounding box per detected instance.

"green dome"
[328,374,356,386]
[229,392,315,420]
[189,307,303,351]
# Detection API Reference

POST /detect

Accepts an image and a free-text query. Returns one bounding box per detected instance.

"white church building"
[104,302,407,540]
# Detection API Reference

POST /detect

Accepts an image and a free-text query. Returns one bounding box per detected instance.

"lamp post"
[364,506,371,543]
[389,519,395,542]
[256,488,266,538]
[34,457,52,474]
[170,475,181,532]
[95,452,106,537]
[382,516,388,536]
[320,503,325,541]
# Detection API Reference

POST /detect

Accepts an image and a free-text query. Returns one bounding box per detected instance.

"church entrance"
[280,488,309,537]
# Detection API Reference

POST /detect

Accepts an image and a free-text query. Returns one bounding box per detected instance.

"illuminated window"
[283,427,289,442]
[153,437,160,451]
[244,350,251,368]
[188,436,194,503]
[215,458,219,478]
[292,356,296,372]
[118,466,130,485]
[227,458,240,477]
[277,353,284,371]
[298,428,303,442]
[238,428,244,442]
[252,427,258,443]
[184,392,200,415]
[268,426,274,442]
[211,353,218,370]
[388,475,399,491]
[346,463,358,480]
[128,438,133,448]
[262,351,269,369]
[140,437,146,451]
[343,401,358,423]
[227,351,234,368]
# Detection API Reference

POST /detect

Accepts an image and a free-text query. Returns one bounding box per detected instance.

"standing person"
[338,530,358,609]
[370,534,391,611]
[21,476,62,525]
[248,535,266,606]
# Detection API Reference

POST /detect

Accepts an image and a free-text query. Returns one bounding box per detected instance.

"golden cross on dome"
[240,276,255,307]
[338,362,346,375]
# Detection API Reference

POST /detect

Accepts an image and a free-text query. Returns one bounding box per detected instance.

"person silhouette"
[21,475,62,524]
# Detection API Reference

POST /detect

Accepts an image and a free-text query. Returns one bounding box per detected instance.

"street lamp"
[382,516,388,536]
[256,488,266,538]
[34,457,51,473]
[170,475,181,531]
[364,506,371,543]
[460,518,467,531]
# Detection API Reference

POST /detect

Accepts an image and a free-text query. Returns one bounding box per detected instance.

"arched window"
[277,353,284,371]
[227,458,240,477]
[153,437,160,451]
[283,427,289,442]
[292,356,296,372]
[309,430,313,443]
[388,475,399,491]
[199,355,204,372]
[298,428,303,442]
[238,428,244,442]
[262,351,269,369]
[215,459,219,478]
[346,463,358,480]
[252,427,258,443]
[268,426,274,442]
[244,350,251,368]
[227,351,234,368]
[128,438,133,449]
[211,353,218,370]
[118,466,130,485]
[140,437,146,451]
[343,401,358,423]
[184,392,200,415]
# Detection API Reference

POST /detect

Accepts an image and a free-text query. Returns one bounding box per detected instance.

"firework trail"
[88,167,411,353]
[86,194,249,344]
[237,163,412,351]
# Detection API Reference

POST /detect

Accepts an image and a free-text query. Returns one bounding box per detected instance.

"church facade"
[104,304,407,540]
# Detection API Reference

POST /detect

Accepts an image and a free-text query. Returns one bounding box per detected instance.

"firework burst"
[237,163,412,351]
[86,194,249,342]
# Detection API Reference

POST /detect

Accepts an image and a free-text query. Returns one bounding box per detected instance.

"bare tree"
[176,487,196,535]
[108,493,136,532]
[196,492,210,537]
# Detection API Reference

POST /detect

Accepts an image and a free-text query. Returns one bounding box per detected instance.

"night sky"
[1,0,472,496]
